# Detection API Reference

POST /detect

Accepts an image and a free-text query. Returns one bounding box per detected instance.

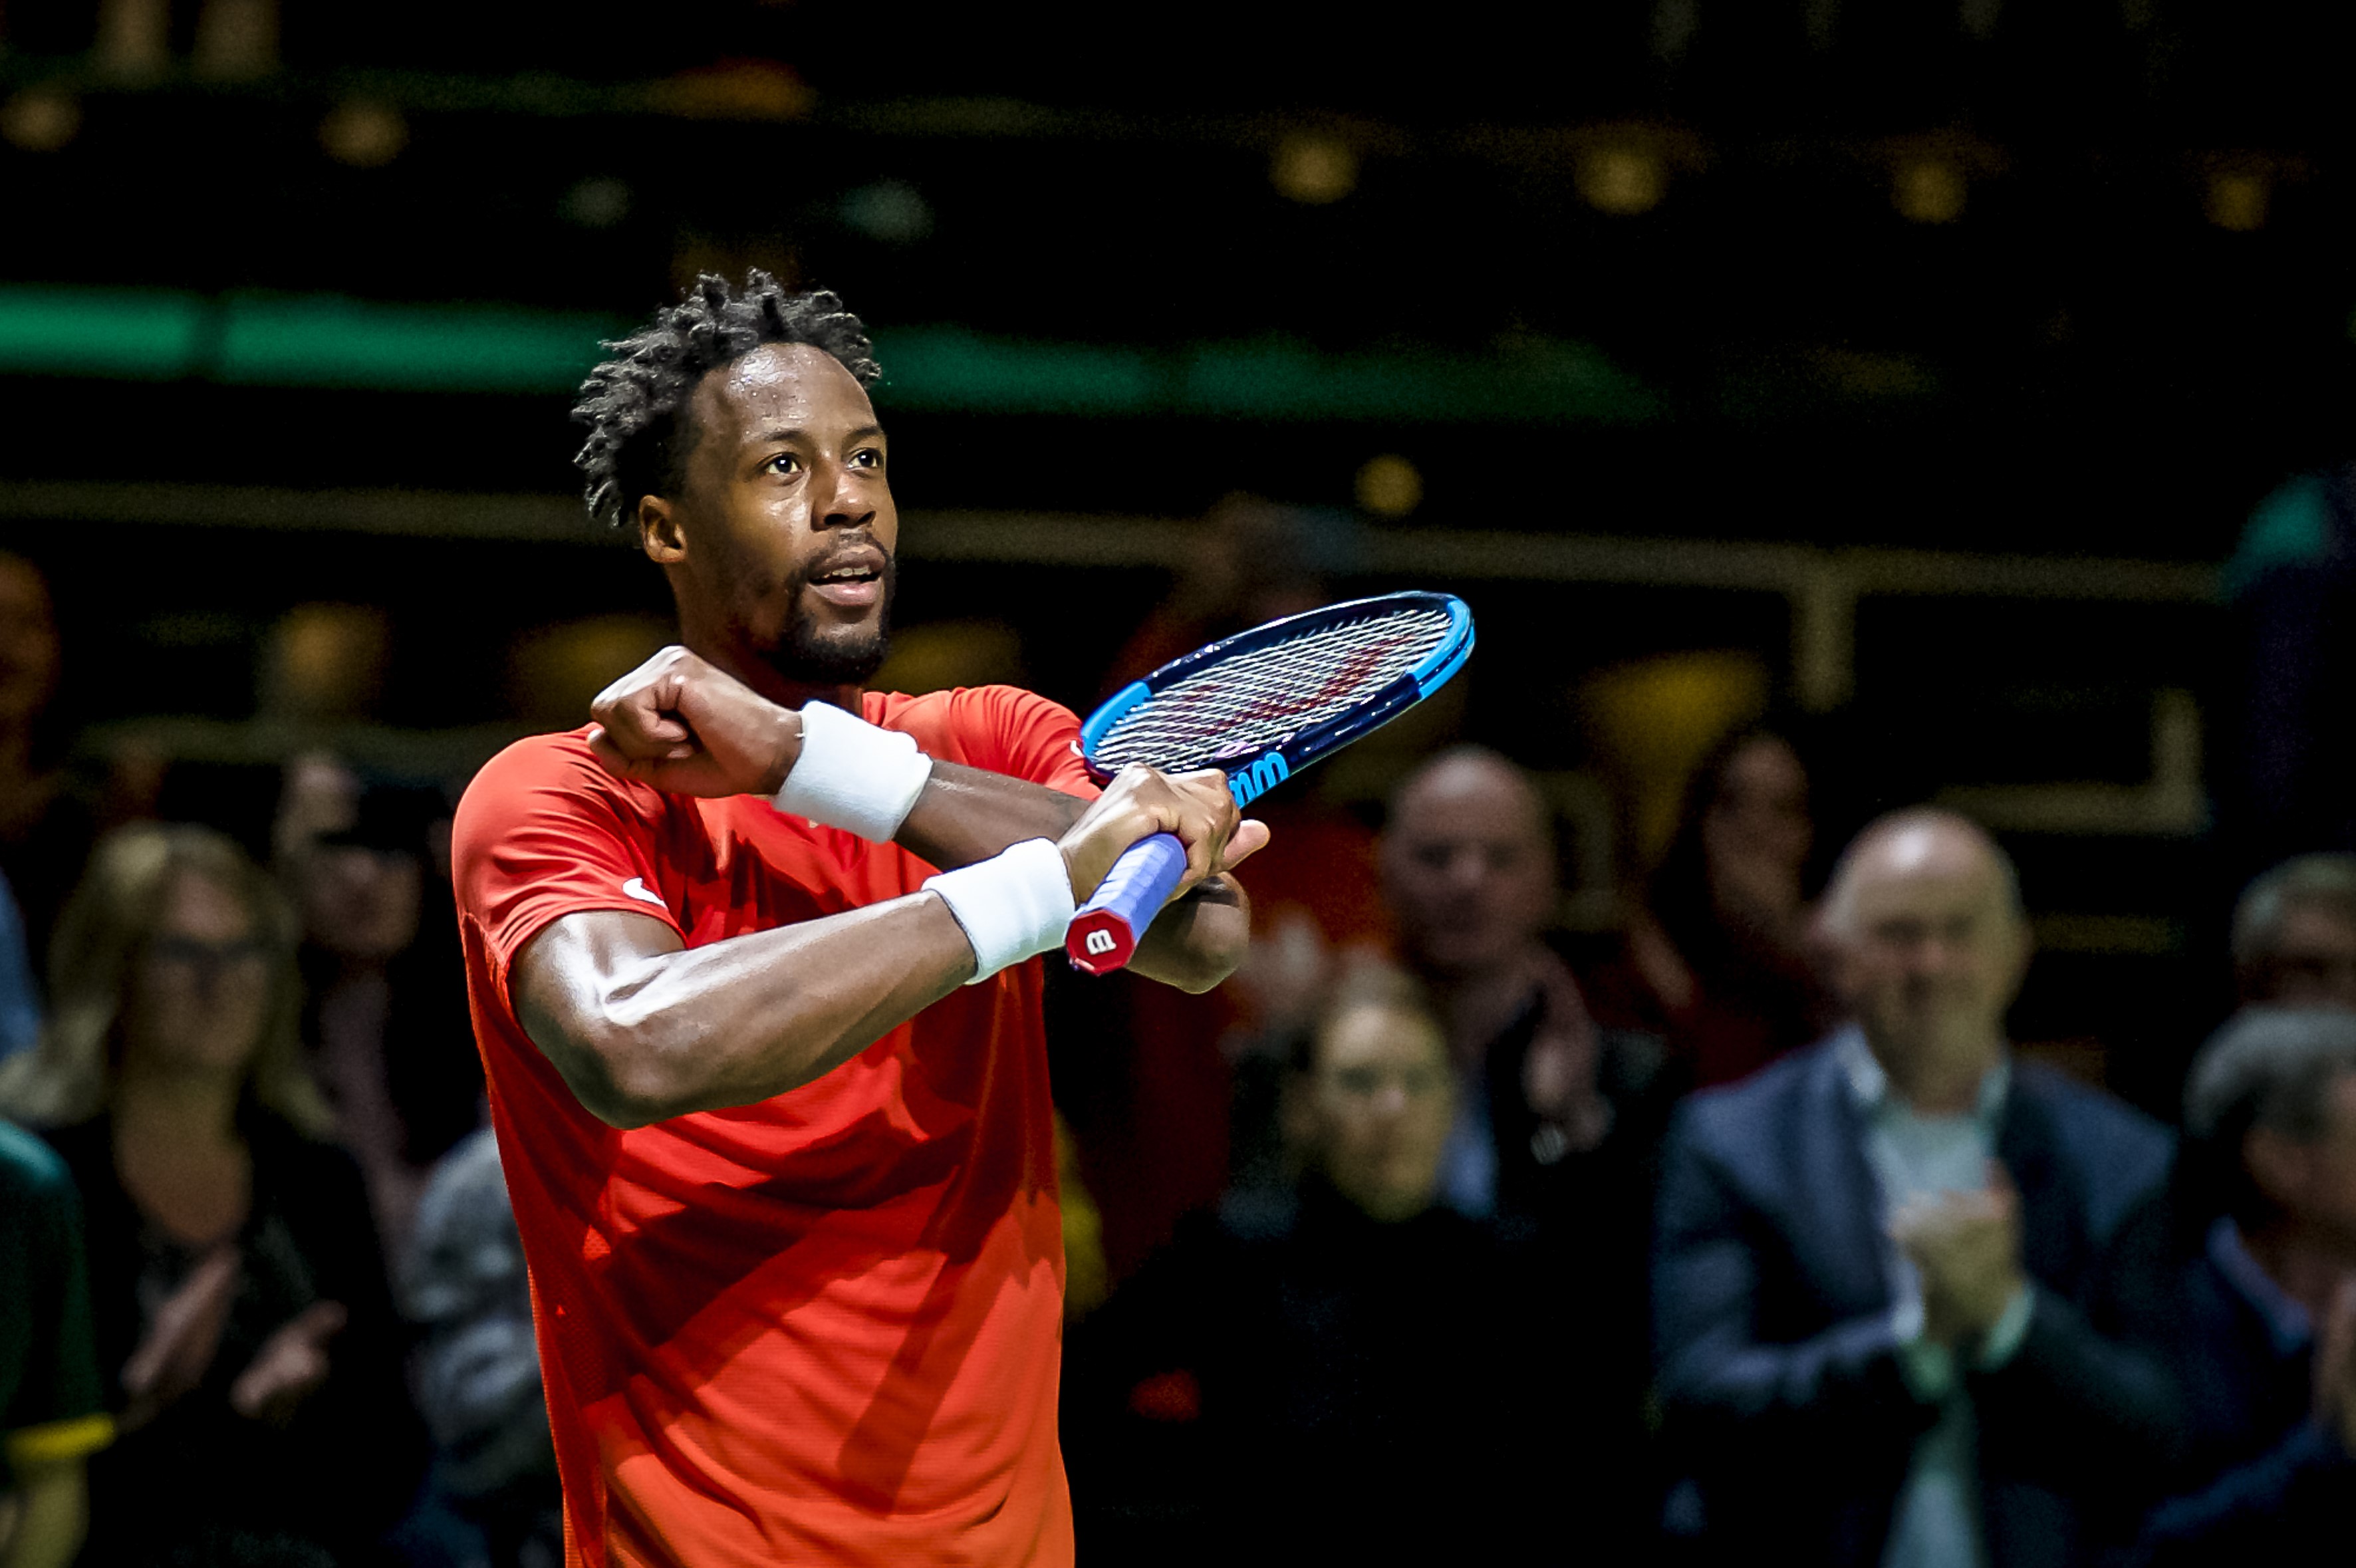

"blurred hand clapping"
[1891,1165,2027,1348]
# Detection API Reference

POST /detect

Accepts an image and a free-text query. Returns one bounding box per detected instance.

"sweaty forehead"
[689,342,875,448]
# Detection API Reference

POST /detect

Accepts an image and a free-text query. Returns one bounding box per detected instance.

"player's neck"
[682,633,863,715]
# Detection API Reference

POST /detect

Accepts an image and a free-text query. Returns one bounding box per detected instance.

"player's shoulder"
[864,685,1082,761]
[460,727,636,811]
[452,727,666,853]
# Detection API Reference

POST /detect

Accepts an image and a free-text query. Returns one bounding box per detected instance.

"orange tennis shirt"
[450,685,1093,1568]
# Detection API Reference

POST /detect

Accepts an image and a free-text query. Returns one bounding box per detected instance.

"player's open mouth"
[807,554,885,610]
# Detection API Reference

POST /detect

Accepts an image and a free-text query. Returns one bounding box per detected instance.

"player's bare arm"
[511,762,1252,1128]
[587,644,1264,990]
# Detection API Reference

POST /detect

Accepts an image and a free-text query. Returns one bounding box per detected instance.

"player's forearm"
[525,899,977,1127]
[892,761,1085,872]
[1126,874,1251,993]
[895,766,1252,991]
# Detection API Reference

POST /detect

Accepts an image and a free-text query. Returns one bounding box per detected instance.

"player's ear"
[638,494,687,564]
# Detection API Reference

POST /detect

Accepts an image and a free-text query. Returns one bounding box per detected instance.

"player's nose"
[811,459,875,531]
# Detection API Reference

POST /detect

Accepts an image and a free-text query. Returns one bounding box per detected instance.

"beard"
[757,550,897,687]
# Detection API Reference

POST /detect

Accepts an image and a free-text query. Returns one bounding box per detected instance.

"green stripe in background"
[216,295,623,392]
[0,287,208,378]
[0,286,1662,423]
[870,327,1161,415]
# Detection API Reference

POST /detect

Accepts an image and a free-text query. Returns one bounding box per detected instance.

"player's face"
[661,342,897,687]
[1309,1003,1454,1222]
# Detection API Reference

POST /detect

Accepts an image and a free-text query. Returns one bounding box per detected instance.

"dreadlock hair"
[571,272,881,529]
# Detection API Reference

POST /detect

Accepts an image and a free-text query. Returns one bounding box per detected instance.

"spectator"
[0,824,424,1565]
[403,1127,561,1568]
[0,554,94,976]
[1378,747,1671,1233]
[1064,964,1620,1565]
[2134,1007,2356,1562]
[1,1118,110,1568]
[2230,853,2356,1010]
[1589,722,1834,1088]
[1653,809,2182,1567]
[283,770,480,1261]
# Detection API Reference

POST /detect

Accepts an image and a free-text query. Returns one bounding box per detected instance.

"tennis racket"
[1066,590,1475,974]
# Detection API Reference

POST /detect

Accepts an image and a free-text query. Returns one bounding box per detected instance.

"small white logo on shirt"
[621,877,668,909]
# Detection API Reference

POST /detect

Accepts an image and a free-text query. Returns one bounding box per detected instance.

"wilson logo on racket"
[1228,751,1291,807]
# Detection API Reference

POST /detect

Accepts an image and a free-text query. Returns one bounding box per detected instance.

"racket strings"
[1092,605,1454,771]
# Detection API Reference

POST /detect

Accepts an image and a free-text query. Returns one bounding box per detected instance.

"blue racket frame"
[1065,591,1474,973]
[1078,590,1476,805]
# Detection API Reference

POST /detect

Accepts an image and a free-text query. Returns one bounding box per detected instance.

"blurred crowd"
[2,491,2354,1568]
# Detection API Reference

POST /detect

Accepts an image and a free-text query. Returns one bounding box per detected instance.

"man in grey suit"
[1653,809,2180,1567]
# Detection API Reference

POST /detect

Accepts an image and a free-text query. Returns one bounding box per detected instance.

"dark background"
[3,0,2345,1109]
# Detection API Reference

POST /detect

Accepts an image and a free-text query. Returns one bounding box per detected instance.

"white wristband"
[926,839,1076,984]
[773,699,934,842]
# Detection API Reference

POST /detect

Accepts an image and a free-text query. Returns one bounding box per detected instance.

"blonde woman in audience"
[0,823,422,1567]
[1065,961,1637,1565]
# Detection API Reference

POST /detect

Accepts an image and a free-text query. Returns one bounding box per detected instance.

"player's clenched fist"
[1058,764,1269,904]
[587,646,800,798]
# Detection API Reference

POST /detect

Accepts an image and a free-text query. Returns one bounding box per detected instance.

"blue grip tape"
[1082,831,1188,930]
[1072,833,1188,960]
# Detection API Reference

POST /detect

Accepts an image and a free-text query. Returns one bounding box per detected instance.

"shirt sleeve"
[958,686,1102,797]
[3,1138,111,1478]
[451,733,688,994]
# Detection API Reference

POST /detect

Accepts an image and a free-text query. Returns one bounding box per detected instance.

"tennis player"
[450,274,1262,1567]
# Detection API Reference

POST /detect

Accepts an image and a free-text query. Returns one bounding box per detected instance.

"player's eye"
[763,452,801,475]
[849,446,884,469]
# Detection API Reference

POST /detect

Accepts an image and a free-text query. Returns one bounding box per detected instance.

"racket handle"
[1067,832,1188,975]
